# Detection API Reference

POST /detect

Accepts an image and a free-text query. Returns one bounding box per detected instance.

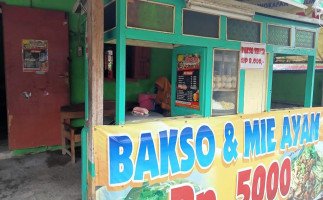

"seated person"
[154,77,171,115]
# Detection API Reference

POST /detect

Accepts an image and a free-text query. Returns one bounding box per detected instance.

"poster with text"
[175,54,200,110]
[240,42,266,69]
[22,39,48,72]
[94,107,323,200]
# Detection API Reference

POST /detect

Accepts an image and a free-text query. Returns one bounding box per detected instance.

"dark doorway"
[0,14,8,146]
[271,54,307,109]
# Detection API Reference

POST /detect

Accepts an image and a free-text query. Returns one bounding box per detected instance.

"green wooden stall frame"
[103,0,319,125]
[85,0,320,198]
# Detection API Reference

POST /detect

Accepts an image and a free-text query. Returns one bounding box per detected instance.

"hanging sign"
[94,107,323,200]
[175,54,200,110]
[240,42,266,69]
[22,39,49,72]
[235,0,314,11]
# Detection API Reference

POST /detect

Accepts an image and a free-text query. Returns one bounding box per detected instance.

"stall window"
[295,29,315,49]
[127,0,174,33]
[104,1,116,32]
[182,9,219,38]
[104,44,150,80]
[227,18,261,43]
[267,24,291,46]
[212,50,239,116]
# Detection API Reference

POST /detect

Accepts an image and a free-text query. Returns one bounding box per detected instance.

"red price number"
[236,157,291,200]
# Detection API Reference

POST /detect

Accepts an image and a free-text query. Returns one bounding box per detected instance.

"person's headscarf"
[155,77,171,111]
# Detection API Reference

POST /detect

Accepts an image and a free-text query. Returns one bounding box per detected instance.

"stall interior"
[271,54,307,109]
[103,43,173,123]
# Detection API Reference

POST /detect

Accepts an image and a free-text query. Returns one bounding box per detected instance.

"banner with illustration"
[94,107,323,200]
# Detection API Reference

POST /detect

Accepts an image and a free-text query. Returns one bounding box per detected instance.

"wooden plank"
[244,69,267,114]
[87,0,104,198]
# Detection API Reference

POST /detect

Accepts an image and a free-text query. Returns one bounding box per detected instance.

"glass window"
[227,18,261,43]
[127,0,174,33]
[104,1,116,31]
[295,29,315,48]
[267,25,290,46]
[183,9,219,38]
[212,50,239,116]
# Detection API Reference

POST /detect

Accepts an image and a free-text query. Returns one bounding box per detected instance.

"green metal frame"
[103,0,319,123]
[253,15,319,111]
[115,0,126,125]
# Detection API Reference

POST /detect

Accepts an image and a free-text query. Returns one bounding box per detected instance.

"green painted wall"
[103,48,172,101]
[272,70,323,106]
[73,47,172,127]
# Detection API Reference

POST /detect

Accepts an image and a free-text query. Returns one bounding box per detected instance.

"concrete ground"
[0,141,82,200]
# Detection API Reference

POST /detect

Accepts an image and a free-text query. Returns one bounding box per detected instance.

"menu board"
[175,54,200,110]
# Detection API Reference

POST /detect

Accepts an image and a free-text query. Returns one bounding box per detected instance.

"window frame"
[267,23,292,47]
[126,0,175,34]
[182,8,221,39]
[226,17,262,43]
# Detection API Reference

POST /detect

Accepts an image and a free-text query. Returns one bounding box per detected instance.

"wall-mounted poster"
[240,42,266,69]
[22,39,48,72]
[175,54,200,110]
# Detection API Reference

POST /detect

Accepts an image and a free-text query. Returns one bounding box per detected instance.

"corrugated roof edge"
[187,0,323,25]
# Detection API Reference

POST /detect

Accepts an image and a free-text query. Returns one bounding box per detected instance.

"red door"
[2,5,70,150]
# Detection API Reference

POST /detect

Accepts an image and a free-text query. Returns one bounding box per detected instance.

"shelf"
[212,109,236,116]
[214,59,237,63]
[104,78,139,82]
[213,88,236,92]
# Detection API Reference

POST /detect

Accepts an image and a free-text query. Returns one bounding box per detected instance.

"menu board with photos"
[175,54,200,110]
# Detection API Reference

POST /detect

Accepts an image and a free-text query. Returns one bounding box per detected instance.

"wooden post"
[87,0,104,199]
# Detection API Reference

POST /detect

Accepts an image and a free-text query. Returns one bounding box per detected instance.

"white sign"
[240,42,266,69]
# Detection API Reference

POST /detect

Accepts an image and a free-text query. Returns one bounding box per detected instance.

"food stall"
[81,0,323,199]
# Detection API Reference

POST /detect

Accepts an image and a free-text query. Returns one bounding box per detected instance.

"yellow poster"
[94,107,323,200]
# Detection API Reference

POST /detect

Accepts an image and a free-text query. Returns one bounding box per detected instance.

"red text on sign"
[236,157,291,200]
[170,184,217,200]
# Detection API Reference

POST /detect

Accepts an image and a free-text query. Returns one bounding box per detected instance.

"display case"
[212,50,239,115]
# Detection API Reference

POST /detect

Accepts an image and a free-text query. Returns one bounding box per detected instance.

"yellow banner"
[94,107,323,200]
